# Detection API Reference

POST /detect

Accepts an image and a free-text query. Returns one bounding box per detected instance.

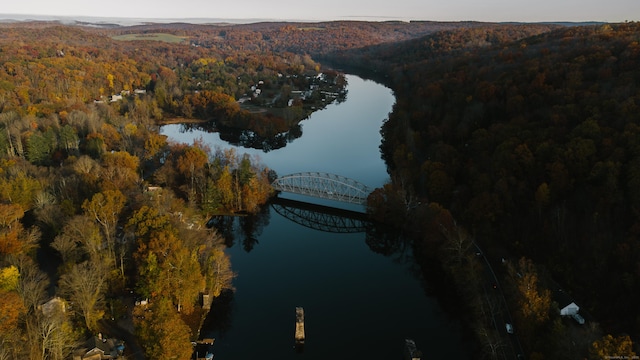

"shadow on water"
[200,288,235,336]
[207,205,271,251]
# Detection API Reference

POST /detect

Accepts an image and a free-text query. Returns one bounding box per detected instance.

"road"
[473,242,526,359]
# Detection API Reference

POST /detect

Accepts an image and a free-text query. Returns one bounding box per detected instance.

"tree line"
[0,23,288,359]
[349,22,640,358]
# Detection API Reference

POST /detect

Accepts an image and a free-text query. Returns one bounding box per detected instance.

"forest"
[343,22,640,358]
[0,17,638,360]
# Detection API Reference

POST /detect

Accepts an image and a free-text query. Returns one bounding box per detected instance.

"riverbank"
[163,75,471,359]
[157,117,209,125]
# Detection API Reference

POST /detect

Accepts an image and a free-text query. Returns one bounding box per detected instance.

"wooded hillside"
[345,22,640,358]
[1,18,638,359]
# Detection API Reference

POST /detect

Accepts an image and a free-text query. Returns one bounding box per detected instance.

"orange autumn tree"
[0,203,38,256]
[0,265,25,340]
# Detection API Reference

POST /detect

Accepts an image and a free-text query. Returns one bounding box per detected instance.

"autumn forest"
[0,18,639,360]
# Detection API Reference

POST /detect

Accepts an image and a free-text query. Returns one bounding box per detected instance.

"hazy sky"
[1,0,638,23]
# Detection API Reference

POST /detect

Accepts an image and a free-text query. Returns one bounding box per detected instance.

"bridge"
[271,172,372,205]
[271,197,370,233]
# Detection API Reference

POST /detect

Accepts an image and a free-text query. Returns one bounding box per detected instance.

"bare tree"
[23,306,77,360]
[72,155,99,177]
[476,325,507,360]
[12,256,48,314]
[0,344,11,360]
[58,261,107,332]
[82,190,126,271]
[206,248,235,298]
[441,223,473,265]
[52,215,103,263]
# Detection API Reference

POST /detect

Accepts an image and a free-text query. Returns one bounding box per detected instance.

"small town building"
[73,334,124,360]
[556,289,586,325]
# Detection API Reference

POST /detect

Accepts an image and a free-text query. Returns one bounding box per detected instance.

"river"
[161,75,472,359]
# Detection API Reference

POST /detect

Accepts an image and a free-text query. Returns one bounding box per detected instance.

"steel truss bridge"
[271,172,372,205]
[271,198,370,233]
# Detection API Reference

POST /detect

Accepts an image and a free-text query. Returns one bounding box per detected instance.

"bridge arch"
[271,172,372,205]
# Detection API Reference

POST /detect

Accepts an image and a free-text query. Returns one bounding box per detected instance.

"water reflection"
[200,288,235,336]
[270,197,370,233]
[177,121,304,152]
[209,197,411,260]
[207,206,271,251]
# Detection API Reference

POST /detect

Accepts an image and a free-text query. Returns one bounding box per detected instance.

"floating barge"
[295,307,305,345]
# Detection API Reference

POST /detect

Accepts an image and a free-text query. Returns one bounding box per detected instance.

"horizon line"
[0,13,615,25]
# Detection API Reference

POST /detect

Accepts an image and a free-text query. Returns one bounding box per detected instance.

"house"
[73,334,124,360]
[40,297,66,317]
[555,288,586,324]
[560,301,579,316]
[110,94,123,102]
[555,288,577,314]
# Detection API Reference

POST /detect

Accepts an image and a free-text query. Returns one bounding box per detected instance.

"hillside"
[347,21,640,357]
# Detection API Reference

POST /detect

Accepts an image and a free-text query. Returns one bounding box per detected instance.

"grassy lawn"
[112,33,188,43]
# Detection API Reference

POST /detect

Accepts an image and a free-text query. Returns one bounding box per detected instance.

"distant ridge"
[0,14,618,28]
[500,21,607,27]
[0,14,280,27]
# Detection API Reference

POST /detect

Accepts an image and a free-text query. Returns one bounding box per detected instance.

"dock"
[196,338,214,345]
[295,307,305,344]
[192,338,214,360]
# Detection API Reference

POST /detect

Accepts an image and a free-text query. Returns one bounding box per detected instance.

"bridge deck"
[272,172,372,205]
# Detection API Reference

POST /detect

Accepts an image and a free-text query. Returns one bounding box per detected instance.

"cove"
[161,75,472,359]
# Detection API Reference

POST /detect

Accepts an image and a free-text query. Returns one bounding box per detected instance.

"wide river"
[161,75,472,359]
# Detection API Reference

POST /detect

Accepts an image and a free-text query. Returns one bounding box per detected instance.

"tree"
[163,246,204,314]
[589,334,636,360]
[0,166,42,211]
[128,205,173,241]
[82,189,126,268]
[26,131,53,165]
[134,298,193,360]
[516,258,551,324]
[100,151,140,190]
[216,166,235,211]
[51,215,103,263]
[205,247,235,297]
[13,256,48,314]
[143,132,167,160]
[440,223,473,265]
[176,145,208,201]
[0,290,25,340]
[0,203,39,256]
[25,302,77,360]
[58,261,107,332]
[0,265,20,291]
[58,124,79,155]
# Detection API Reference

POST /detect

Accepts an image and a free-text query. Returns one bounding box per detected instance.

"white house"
[559,301,579,316]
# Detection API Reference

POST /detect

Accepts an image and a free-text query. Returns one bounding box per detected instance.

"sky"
[1,0,638,23]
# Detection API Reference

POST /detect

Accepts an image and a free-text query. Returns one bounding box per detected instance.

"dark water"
[161,75,472,359]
